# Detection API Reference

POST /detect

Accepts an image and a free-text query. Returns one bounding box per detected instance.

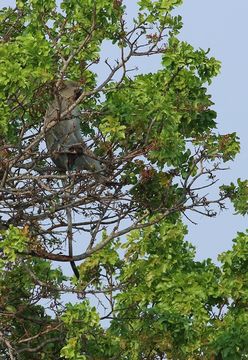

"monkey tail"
[65,206,80,279]
[70,260,80,280]
[63,179,80,279]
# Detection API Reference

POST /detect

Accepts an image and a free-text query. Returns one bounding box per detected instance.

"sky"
[1,0,248,263]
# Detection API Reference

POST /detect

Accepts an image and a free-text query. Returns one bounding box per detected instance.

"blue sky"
[1,0,248,262]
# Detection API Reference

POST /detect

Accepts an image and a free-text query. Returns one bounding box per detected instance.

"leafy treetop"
[0,1,245,359]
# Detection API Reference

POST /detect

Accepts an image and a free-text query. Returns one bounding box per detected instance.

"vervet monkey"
[44,81,106,279]
[44,80,105,175]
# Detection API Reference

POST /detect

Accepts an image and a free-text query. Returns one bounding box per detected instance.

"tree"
[0,0,246,359]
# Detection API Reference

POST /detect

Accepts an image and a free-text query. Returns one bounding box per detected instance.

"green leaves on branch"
[78,238,122,288]
[61,301,100,360]
[109,221,248,359]
[99,115,126,142]
[162,37,221,84]
[221,178,248,215]
[61,301,120,360]
[138,0,183,18]
[0,225,28,263]
[100,38,224,171]
[199,132,240,162]
[0,26,53,136]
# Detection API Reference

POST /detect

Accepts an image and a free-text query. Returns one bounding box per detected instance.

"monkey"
[44,81,106,279]
[44,80,105,175]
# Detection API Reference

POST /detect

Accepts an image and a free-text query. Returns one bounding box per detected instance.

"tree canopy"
[0,1,247,359]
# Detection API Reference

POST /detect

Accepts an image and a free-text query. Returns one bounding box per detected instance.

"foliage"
[0,0,246,359]
[221,179,248,216]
